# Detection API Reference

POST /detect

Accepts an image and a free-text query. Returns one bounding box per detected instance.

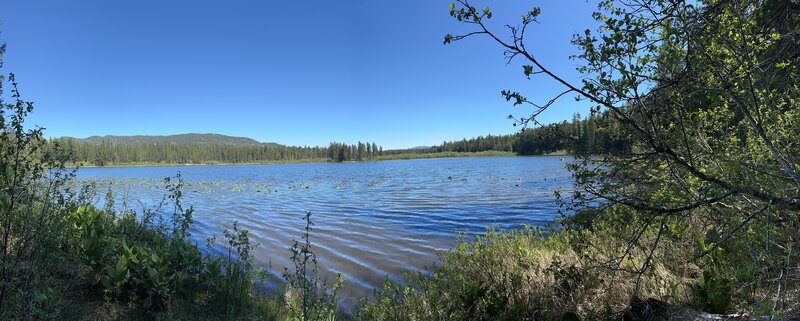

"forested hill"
[51,135,382,166]
[68,133,270,146]
[51,113,631,166]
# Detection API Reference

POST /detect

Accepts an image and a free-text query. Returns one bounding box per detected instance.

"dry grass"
[357,204,800,321]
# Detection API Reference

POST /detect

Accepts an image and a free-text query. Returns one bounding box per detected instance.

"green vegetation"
[376,150,514,161]
[325,141,383,162]
[50,112,627,167]
[283,212,345,321]
[63,189,272,319]
[386,113,631,157]
[53,137,335,167]
[401,0,798,319]
[3,0,800,319]
[0,43,328,320]
[53,137,388,166]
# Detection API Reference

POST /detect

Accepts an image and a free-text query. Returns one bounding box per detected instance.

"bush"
[356,226,605,321]
[356,205,738,321]
[0,43,81,318]
[65,176,284,319]
[283,211,344,321]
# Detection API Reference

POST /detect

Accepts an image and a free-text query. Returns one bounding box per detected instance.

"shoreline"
[66,150,569,169]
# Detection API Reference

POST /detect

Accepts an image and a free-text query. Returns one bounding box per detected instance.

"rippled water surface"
[75,156,573,302]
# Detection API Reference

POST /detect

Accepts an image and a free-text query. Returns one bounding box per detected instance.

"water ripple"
[74,156,573,301]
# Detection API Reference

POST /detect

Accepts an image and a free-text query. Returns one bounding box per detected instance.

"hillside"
[68,133,276,146]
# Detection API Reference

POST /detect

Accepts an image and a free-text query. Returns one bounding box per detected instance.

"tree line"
[326,141,382,162]
[50,113,633,166]
[388,112,632,156]
[49,138,390,166]
[50,138,330,166]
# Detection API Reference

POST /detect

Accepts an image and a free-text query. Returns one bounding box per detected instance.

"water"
[74,156,573,303]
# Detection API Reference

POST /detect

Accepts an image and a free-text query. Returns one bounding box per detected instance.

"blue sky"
[1,1,598,149]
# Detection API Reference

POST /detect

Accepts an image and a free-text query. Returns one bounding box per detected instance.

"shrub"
[65,176,278,319]
[283,211,343,321]
[0,43,79,317]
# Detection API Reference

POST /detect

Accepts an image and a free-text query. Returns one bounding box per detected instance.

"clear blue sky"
[1,1,597,149]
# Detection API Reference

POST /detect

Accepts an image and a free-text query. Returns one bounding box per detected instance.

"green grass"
[356,222,641,321]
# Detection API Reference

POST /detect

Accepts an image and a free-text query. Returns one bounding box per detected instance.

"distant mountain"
[409,146,431,150]
[67,133,278,146]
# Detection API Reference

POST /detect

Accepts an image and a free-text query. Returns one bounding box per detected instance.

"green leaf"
[523,65,534,76]
[116,256,128,275]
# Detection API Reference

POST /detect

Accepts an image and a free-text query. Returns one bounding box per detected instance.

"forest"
[52,112,629,166]
[387,112,632,155]
[50,137,385,166]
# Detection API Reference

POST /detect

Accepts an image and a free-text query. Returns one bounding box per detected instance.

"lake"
[74,156,573,304]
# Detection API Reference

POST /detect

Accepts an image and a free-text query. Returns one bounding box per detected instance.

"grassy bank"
[20,194,799,320]
[357,206,800,320]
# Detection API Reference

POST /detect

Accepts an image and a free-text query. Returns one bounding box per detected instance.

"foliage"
[283,212,343,321]
[693,270,732,314]
[326,142,382,162]
[52,137,337,166]
[0,38,80,316]
[383,113,631,157]
[48,134,389,166]
[66,176,272,317]
[444,0,800,317]
[356,224,653,321]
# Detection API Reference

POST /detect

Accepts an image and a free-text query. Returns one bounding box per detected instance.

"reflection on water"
[74,156,573,303]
